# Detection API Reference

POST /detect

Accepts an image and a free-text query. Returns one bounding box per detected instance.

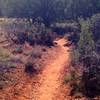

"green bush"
[64,67,83,98]
[91,14,100,41]
[78,18,95,55]
[96,40,100,54]
[39,32,54,47]
[26,30,55,47]
[0,48,11,62]
[81,53,100,98]
[68,18,100,98]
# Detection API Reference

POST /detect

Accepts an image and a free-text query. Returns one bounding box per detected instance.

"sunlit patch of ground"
[32,38,71,100]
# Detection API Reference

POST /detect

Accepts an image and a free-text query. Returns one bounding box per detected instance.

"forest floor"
[0,38,72,100]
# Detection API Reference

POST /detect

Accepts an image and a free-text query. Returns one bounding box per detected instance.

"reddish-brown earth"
[35,38,71,100]
[0,38,71,100]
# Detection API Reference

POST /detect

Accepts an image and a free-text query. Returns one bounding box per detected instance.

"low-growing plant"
[0,48,17,88]
[27,32,35,46]
[13,47,23,54]
[39,32,54,47]
[64,67,83,98]
[0,61,17,89]
[30,51,41,59]
[24,62,40,75]
[0,48,11,62]
[17,32,27,44]
[25,62,34,74]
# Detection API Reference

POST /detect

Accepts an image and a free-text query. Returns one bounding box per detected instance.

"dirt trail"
[36,38,70,100]
[0,38,71,100]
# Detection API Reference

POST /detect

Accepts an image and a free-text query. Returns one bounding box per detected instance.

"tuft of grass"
[0,48,17,89]
[0,48,11,62]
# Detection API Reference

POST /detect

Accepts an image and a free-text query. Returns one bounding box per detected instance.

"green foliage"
[0,48,17,68]
[78,18,95,55]
[71,49,80,65]
[91,14,100,41]
[81,53,100,98]
[0,0,100,25]
[0,48,11,62]
[69,18,100,98]
[71,18,95,65]
[0,48,17,89]
[64,67,83,98]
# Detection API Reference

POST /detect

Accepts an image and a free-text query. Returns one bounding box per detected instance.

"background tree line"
[0,0,100,26]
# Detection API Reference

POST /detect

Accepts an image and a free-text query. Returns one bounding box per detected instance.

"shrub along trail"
[35,38,71,100]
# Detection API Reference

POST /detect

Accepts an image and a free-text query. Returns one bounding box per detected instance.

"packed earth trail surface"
[35,38,71,100]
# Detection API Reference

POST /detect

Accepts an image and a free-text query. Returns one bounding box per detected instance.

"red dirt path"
[34,38,71,100]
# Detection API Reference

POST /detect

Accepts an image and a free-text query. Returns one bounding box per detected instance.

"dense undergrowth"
[64,14,100,99]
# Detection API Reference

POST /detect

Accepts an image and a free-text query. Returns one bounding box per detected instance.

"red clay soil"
[34,38,71,100]
[0,38,71,100]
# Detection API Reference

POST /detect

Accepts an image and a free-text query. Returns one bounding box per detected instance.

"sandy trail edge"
[35,38,70,100]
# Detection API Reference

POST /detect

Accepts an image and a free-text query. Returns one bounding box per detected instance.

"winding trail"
[36,38,70,100]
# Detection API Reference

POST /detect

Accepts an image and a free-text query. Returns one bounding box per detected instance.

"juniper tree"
[78,18,95,55]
